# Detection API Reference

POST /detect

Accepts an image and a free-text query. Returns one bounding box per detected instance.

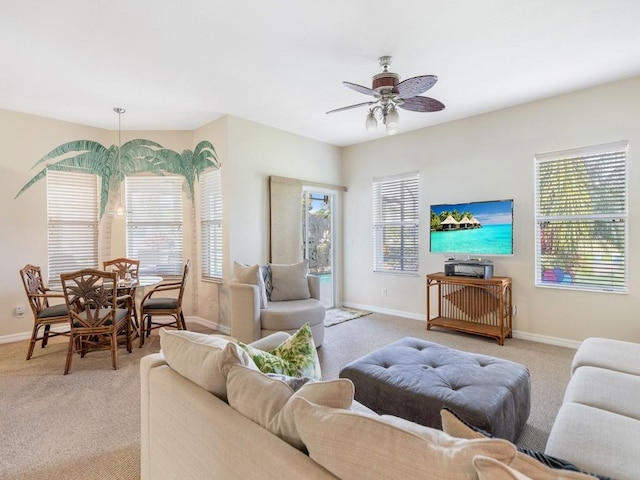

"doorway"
[302,189,335,308]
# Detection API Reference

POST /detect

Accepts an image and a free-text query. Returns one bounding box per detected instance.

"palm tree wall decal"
[14,139,220,217]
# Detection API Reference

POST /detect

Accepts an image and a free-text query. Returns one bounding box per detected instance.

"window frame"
[200,168,223,281]
[534,140,628,293]
[46,170,99,284]
[372,171,420,275]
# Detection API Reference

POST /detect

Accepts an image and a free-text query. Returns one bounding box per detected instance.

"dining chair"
[139,260,190,347]
[19,264,70,360]
[103,257,141,331]
[60,268,133,374]
[102,257,140,281]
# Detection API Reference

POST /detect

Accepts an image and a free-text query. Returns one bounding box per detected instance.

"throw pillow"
[226,366,354,449]
[293,398,517,480]
[159,328,256,400]
[473,456,532,480]
[233,261,268,308]
[238,323,321,380]
[269,261,311,301]
[261,264,273,300]
[441,408,610,480]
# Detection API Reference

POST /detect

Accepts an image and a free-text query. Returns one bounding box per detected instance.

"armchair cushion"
[234,261,268,308]
[238,323,321,380]
[269,261,311,301]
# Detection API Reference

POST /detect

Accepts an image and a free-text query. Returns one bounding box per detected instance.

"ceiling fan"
[327,56,445,135]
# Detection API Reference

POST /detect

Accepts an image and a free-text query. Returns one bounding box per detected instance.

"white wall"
[342,76,640,343]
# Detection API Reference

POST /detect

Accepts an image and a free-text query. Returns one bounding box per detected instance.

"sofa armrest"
[250,331,290,351]
[141,353,167,480]
[229,280,261,343]
[308,274,321,300]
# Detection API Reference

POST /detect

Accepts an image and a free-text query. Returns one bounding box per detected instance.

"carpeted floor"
[0,314,576,479]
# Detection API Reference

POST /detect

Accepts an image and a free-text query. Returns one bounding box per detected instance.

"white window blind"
[534,141,628,293]
[373,172,419,274]
[126,176,183,276]
[200,168,223,280]
[47,170,99,284]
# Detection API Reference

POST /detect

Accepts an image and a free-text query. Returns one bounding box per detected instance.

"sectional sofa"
[141,332,632,479]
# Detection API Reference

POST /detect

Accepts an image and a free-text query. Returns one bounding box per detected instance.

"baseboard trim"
[341,302,581,350]
[187,316,230,335]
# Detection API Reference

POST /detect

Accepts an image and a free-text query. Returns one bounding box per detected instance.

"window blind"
[126,176,183,276]
[534,141,628,292]
[372,171,419,274]
[200,168,223,280]
[47,170,99,284]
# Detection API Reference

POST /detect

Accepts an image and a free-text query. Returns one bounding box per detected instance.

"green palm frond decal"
[15,138,220,217]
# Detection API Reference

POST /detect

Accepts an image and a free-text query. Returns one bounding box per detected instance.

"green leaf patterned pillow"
[239,323,321,380]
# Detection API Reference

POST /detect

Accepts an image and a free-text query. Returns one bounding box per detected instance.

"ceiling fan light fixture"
[385,105,399,126]
[365,111,378,131]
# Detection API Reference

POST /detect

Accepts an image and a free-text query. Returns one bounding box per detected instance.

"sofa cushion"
[571,337,640,376]
[227,366,353,450]
[269,261,311,301]
[233,261,268,308]
[239,323,321,380]
[292,398,517,480]
[441,408,609,480]
[159,329,256,400]
[546,402,639,480]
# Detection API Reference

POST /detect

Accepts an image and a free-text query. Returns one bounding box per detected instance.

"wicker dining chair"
[139,260,190,347]
[19,264,70,360]
[60,268,133,374]
[103,257,141,330]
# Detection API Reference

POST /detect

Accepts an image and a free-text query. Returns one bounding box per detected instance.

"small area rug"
[324,307,371,327]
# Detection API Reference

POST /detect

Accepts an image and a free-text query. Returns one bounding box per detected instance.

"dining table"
[116,275,164,340]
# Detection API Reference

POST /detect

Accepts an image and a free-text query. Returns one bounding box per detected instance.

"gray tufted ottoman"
[339,337,530,442]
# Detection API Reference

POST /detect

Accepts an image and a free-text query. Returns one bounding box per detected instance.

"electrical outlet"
[382,288,387,297]
[512,305,518,316]
[15,306,25,317]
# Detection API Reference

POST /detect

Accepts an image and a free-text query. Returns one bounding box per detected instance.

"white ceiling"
[2,1,640,147]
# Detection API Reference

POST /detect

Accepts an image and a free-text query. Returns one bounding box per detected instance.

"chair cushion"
[72,307,127,327]
[269,261,311,301]
[37,303,68,319]
[260,298,325,331]
[143,297,178,310]
[233,261,269,308]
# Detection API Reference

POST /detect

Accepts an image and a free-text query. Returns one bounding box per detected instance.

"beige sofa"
[545,337,640,480]
[141,330,614,480]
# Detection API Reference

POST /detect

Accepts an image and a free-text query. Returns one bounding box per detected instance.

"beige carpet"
[0,314,576,479]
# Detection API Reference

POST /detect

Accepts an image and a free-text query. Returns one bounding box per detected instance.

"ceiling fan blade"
[395,75,438,99]
[398,96,445,112]
[343,81,379,97]
[326,101,375,114]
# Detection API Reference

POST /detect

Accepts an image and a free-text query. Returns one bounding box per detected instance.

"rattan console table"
[426,272,512,345]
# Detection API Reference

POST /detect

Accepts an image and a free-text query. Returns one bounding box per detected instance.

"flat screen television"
[430,199,514,256]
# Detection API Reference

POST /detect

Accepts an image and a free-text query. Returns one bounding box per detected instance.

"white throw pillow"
[269,261,311,301]
[292,398,517,480]
[227,366,353,450]
[233,261,268,308]
[159,329,256,401]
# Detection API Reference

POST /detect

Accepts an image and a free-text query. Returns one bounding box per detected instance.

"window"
[534,141,628,293]
[200,168,223,280]
[372,172,419,274]
[126,176,183,276]
[47,171,99,284]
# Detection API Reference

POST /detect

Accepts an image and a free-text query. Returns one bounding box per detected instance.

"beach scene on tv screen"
[430,200,513,255]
